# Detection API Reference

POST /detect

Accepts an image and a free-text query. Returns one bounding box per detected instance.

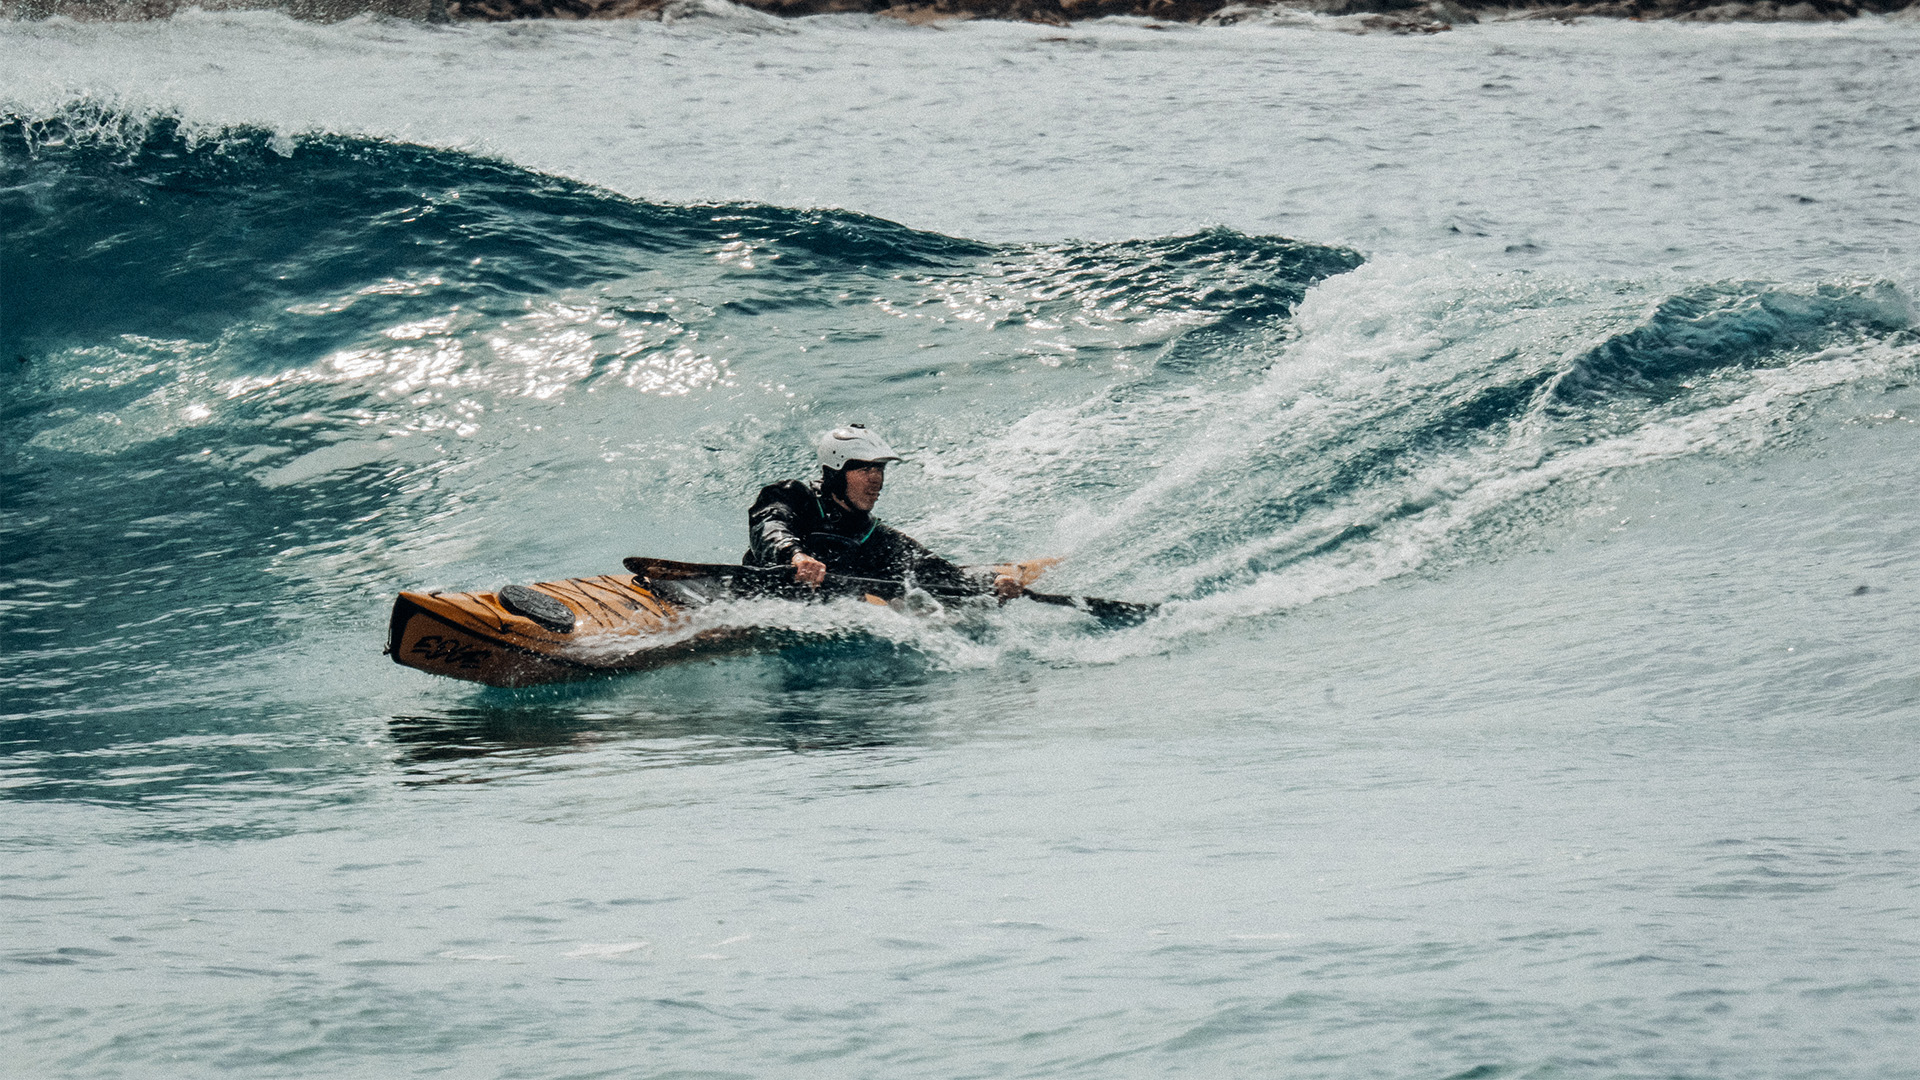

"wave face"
[3,104,1917,724]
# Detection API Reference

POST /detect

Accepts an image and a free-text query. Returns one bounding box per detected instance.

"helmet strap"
[820,464,848,500]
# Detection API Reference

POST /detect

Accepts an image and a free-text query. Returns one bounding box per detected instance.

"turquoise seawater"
[4,10,1920,1078]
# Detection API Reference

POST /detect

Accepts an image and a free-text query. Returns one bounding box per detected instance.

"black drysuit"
[743,479,982,592]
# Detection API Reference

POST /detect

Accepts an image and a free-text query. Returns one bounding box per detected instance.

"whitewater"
[4,7,1920,1077]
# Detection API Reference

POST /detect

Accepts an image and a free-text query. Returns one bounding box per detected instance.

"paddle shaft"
[623,557,1157,624]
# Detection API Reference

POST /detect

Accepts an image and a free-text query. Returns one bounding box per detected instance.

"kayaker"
[745,424,1024,600]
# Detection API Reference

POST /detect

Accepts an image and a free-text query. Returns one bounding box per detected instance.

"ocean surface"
[5,7,1920,1077]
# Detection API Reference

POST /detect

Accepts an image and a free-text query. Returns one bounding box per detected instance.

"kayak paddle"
[622,557,1158,626]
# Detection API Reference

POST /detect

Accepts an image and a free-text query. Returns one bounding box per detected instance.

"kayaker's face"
[842,462,885,512]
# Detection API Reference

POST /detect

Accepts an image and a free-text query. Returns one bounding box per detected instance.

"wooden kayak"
[386,573,715,688]
[385,558,1060,688]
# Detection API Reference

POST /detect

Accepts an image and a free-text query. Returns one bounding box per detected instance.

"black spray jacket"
[744,479,980,591]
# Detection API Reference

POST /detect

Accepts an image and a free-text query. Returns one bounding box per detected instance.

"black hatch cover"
[499,585,576,633]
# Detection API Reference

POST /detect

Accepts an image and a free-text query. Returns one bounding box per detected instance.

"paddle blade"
[1023,590,1159,627]
[624,556,745,580]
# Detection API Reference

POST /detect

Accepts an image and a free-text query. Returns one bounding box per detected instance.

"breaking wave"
[3,102,1916,704]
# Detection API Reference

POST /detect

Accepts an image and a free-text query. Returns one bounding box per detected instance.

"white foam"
[563,941,651,958]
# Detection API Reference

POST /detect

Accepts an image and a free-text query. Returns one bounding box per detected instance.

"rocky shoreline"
[6,0,1917,30]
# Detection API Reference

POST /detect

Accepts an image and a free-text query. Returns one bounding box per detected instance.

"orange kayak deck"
[386,574,717,687]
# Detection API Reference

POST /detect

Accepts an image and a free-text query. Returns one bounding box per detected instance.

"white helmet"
[817,423,903,470]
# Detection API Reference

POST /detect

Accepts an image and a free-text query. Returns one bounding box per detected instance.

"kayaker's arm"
[871,525,1022,599]
[746,481,814,569]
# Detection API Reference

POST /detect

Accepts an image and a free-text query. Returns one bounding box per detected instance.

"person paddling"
[744,424,1024,600]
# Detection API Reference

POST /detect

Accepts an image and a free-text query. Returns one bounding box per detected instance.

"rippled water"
[4,9,1920,1078]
